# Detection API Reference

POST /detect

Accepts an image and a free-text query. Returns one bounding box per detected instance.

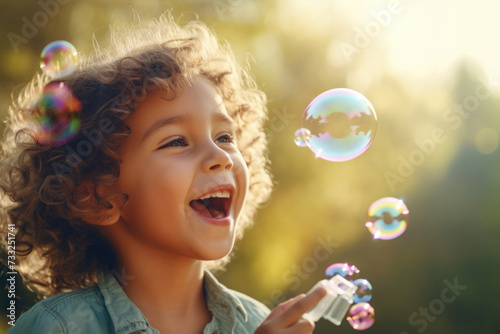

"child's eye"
[216,133,234,144]
[159,137,189,149]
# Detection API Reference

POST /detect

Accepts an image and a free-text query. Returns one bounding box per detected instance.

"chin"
[197,239,235,261]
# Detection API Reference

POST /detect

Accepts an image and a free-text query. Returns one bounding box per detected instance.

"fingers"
[284,318,316,334]
[266,294,306,321]
[255,287,327,334]
[256,310,316,334]
[277,286,327,328]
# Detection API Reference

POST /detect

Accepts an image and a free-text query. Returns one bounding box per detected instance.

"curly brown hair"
[0,14,273,297]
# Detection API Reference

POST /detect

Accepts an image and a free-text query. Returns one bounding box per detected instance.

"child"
[1,14,326,333]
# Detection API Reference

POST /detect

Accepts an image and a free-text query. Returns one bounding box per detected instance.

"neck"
[114,242,205,311]
[102,226,212,332]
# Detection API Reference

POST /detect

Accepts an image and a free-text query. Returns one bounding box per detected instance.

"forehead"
[126,78,231,130]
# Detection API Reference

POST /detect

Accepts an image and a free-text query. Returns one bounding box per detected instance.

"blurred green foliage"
[1,0,500,333]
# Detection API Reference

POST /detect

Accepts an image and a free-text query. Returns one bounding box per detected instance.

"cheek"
[119,156,191,216]
[234,155,250,199]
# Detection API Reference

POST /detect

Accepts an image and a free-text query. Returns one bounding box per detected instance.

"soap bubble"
[301,88,377,162]
[347,302,375,330]
[294,128,310,147]
[325,262,359,278]
[352,279,373,303]
[30,82,81,146]
[366,197,409,240]
[40,41,78,78]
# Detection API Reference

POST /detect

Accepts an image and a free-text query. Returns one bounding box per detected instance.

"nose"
[201,142,234,172]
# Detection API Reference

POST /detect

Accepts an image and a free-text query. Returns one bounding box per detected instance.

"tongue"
[208,208,225,219]
[190,200,225,219]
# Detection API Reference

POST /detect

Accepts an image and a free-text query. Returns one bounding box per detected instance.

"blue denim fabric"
[8,270,270,333]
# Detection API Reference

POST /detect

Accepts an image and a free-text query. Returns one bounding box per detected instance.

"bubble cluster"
[352,279,373,303]
[298,88,377,162]
[347,302,375,330]
[30,82,82,146]
[40,40,78,78]
[325,262,359,279]
[366,197,409,240]
[323,263,375,330]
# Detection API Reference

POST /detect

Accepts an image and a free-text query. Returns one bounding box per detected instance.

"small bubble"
[300,88,377,162]
[366,197,409,240]
[40,40,78,78]
[347,302,375,330]
[294,128,310,147]
[352,278,373,303]
[325,262,359,278]
[30,82,81,146]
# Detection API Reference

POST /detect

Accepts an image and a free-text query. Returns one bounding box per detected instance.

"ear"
[75,181,124,226]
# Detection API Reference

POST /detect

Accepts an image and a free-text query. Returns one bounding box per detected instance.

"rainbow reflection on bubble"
[325,262,359,278]
[347,302,375,330]
[30,82,81,146]
[352,279,373,303]
[300,88,377,162]
[366,197,409,240]
[40,41,78,79]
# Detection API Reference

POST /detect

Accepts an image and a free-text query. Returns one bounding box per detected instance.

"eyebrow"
[140,112,234,143]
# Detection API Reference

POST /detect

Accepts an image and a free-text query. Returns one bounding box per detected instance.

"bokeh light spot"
[474,127,498,155]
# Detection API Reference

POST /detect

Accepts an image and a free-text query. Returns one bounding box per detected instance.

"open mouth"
[189,196,231,219]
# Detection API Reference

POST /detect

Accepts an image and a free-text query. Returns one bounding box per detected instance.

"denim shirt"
[8,270,270,334]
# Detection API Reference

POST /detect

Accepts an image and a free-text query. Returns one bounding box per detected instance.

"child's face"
[114,77,249,260]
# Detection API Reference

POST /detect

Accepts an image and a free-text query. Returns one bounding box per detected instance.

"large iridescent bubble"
[299,88,377,162]
[40,41,78,79]
[30,82,81,146]
[347,302,375,330]
[366,197,409,240]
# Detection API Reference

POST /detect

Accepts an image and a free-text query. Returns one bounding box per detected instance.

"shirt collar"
[97,269,247,333]
[203,269,248,322]
[98,269,156,334]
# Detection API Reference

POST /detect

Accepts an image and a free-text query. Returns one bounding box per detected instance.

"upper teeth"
[197,190,231,200]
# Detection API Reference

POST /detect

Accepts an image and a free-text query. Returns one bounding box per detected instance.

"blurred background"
[1,0,500,333]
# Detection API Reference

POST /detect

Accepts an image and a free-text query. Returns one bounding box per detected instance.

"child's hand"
[255,286,327,334]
